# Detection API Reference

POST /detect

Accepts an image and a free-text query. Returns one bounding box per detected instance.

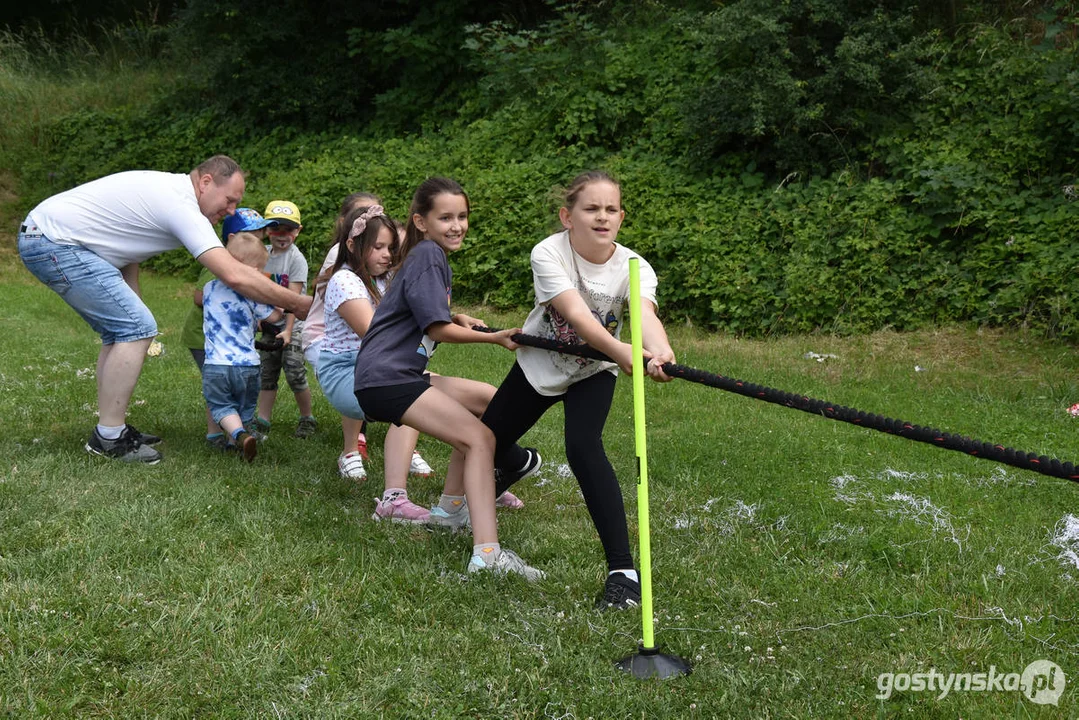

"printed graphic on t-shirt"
[596,308,618,335]
[417,334,437,359]
[545,305,592,369]
[266,271,290,288]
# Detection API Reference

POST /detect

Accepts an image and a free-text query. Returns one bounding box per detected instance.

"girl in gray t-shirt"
[354,177,542,580]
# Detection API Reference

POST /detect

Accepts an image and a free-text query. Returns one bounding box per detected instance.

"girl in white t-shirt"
[481,171,677,609]
[315,204,432,523]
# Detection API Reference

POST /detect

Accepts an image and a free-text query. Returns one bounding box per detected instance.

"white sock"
[610,569,639,583]
[96,424,124,440]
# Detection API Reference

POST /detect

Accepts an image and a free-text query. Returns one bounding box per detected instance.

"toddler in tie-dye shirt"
[202,232,283,461]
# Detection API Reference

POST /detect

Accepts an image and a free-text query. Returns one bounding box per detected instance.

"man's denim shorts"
[18,225,157,344]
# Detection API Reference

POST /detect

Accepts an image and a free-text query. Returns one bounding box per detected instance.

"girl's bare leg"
[384,423,420,492]
[427,371,495,416]
[341,416,365,456]
[429,374,497,500]
[400,381,497,543]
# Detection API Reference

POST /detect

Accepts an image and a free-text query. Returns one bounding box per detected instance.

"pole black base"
[615,644,692,679]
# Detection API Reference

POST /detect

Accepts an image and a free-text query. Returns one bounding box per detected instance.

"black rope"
[477,326,1079,482]
[254,322,284,352]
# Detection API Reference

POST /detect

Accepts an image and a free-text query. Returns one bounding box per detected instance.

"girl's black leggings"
[482,361,633,571]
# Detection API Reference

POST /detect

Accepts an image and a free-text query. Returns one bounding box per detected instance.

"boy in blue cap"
[201,232,283,461]
[181,208,273,448]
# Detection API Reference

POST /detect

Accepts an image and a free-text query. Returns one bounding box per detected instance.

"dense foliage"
[3,0,1077,338]
[166,0,560,131]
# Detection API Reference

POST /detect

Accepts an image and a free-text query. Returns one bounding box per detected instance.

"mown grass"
[2,249,1079,717]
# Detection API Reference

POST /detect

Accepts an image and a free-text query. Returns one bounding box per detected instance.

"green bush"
[166,0,559,132]
[6,3,1079,340]
[462,6,696,156]
[683,0,936,177]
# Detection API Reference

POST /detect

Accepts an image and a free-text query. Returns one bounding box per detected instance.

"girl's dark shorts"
[354,375,431,425]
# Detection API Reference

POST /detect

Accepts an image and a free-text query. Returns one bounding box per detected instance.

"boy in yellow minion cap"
[255,199,317,438]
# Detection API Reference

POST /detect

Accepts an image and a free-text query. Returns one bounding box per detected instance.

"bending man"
[17,155,312,464]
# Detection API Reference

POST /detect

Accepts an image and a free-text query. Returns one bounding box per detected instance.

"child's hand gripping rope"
[254,321,284,352]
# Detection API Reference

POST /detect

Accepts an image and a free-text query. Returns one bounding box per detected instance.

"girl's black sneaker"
[595,573,641,610]
[494,448,542,496]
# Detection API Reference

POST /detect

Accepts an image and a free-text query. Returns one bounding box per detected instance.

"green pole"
[616,259,691,678]
[628,258,656,650]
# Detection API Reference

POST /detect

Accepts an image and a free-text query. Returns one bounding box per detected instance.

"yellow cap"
[263,200,302,228]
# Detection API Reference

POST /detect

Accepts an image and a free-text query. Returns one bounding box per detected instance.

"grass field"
[2,248,1078,718]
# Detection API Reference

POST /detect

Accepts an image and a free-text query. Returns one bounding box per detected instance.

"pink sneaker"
[372,492,431,524]
[495,490,525,510]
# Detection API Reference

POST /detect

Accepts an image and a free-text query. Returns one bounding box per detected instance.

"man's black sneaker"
[85,426,162,464]
[495,448,542,497]
[126,423,162,446]
[595,573,641,611]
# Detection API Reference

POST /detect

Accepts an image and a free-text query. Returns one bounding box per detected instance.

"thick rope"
[479,327,1079,482]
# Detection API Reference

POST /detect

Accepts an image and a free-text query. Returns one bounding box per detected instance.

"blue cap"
[221,208,272,242]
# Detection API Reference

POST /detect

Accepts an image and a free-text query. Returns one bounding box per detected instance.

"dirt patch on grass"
[0,170,29,280]
[0,170,21,240]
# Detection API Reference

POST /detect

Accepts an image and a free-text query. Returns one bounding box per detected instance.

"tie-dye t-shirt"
[202,279,276,366]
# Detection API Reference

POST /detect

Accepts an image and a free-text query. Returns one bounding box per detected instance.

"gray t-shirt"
[354,239,453,390]
[263,243,309,330]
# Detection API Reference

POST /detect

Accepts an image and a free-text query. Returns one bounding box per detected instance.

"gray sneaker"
[244,423,268,443]
[125,423,162,446]
[467,547,545,581]
[253,417,272,436]
[428,503,471,530]
[85,426,162,464]
[294,416,317,438]
[206,434,228,451]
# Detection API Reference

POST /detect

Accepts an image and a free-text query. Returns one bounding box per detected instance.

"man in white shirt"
[17,155,313,464]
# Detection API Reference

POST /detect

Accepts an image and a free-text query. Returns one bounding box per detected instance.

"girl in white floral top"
[315,204,432,523]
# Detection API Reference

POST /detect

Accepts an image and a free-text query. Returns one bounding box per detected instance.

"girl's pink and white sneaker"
[372,491,431,524]
[495,490,524,510]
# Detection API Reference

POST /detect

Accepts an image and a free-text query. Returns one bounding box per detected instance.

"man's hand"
[292,294,313,320]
